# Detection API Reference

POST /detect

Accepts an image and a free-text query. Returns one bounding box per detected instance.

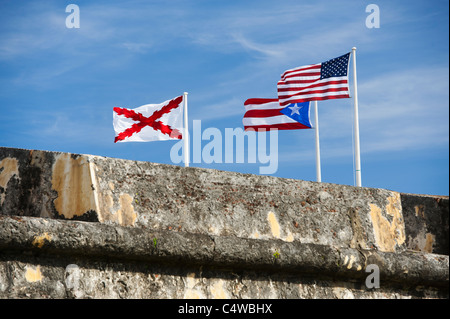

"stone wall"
[0,147,448,299]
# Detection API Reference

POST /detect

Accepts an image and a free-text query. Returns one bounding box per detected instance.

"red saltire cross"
[113,95,183,143]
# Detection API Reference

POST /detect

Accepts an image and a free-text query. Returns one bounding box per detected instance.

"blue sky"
[0,0,448,196]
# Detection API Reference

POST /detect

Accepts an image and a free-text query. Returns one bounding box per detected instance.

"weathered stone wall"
[0,147,448,299]
[401,193,449,255]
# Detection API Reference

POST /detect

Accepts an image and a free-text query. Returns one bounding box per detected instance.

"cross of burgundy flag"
[113,95,184,143]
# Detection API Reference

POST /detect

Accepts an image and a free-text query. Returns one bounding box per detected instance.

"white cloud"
[357,66,449,152]
[230,33,285,59]
[190,97,245,121]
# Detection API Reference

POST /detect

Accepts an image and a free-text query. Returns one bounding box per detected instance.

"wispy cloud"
[230,33,285,59]
[191,97,245,121]
[358,66,449,151]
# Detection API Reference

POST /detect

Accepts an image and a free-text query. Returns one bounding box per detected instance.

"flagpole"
[313,100,322,182]
[351,47,362,187]
[183,92,189,167]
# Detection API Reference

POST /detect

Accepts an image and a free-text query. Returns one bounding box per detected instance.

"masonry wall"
[0,147,448,299]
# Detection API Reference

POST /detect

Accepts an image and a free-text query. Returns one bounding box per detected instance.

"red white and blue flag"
[243,98,312,131]
[113,95,184,143]
[277,52,351,107]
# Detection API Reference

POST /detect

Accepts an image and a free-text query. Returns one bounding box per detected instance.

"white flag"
[113,95,184,143]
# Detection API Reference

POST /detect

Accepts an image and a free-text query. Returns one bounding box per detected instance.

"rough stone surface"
[1,147,413,253]
[401,193,449,255]
[1,216,448,299]
[0,147,448,299]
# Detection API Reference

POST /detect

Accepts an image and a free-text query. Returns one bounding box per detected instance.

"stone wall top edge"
[0,146,420,195]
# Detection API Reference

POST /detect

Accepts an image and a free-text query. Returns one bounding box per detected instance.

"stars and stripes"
[277,52,351,106]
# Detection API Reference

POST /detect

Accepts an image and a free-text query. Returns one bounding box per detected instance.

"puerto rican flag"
[113,95,184,143]
[243,98,312,131]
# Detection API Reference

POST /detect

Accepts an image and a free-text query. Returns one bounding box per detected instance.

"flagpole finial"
[352,47,357,51]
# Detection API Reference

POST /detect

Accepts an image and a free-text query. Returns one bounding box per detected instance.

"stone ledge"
[4,146,445,255]
[1,147,448,298]
[1,216,448,289]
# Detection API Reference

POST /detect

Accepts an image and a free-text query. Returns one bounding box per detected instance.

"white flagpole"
[183,92,189,167]
[351,47,362,187]
[313,100,322,182]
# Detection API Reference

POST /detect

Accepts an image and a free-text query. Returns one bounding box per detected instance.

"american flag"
[243,98,312,131]
[277,52,351,107]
